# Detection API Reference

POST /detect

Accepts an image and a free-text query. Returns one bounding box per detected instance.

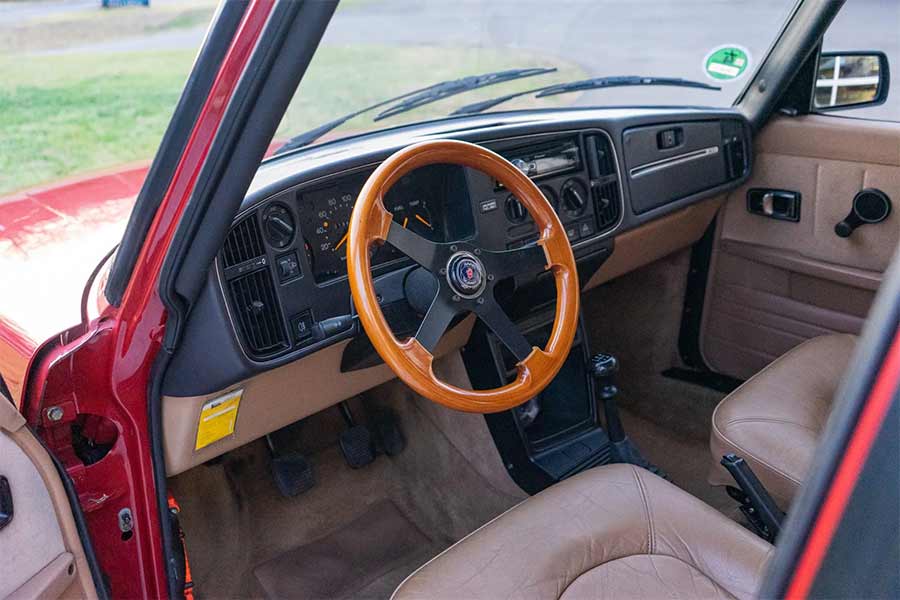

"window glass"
[0,1,217,196]
[273,0,797,153]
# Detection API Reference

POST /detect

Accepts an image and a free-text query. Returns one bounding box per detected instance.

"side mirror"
[814,51,890,111]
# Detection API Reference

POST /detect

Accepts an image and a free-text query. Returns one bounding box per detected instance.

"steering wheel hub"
[446,251,486,299]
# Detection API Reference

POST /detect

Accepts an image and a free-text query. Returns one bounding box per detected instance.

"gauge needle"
[334,231,349,252]
[414,213,433,229]
[402,216,409,228]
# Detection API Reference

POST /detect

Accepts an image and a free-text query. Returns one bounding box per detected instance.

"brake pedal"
[340,426,375,468]
[338,402,375,469]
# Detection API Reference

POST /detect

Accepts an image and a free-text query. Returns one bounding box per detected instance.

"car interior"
[127,7,900,600]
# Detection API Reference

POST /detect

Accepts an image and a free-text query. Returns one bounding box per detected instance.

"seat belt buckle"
[721,453,785,542]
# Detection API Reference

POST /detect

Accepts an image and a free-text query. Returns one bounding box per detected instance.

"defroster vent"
[223,216,265,268]
[229,269,289,357]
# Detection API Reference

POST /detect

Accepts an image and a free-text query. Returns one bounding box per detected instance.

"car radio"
[497,139,581,187]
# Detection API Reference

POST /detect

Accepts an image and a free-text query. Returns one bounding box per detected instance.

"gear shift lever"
[590,353,664,476]
[590,353,626,443]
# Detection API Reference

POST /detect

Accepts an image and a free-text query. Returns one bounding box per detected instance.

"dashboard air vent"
[594,181,620,231]
[723,136,748,180]
[585,133,620,233]
[229,269,289,357]
[222,216,265,268]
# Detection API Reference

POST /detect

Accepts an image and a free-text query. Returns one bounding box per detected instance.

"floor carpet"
[253,500,441,599]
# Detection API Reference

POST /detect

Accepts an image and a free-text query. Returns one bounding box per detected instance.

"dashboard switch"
[578,220,594,238]
[276,252,302,282]
[480,199,498,213]
[291,311,315,344]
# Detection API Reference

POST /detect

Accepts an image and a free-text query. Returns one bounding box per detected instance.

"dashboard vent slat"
[229,269,289,357]
[223,216,265,268]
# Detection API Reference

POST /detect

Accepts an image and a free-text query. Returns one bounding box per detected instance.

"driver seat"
[393,464,773,600]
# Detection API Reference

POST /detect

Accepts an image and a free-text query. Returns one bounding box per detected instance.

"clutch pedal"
[265,434,316,497]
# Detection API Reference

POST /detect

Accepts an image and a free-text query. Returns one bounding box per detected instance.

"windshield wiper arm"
[453,75,720,116]
[275,67,556,154]
[372,67,556,121]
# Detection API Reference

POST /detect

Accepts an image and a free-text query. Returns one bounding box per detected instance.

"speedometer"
[313,192,353,256]
[297,165,473,283]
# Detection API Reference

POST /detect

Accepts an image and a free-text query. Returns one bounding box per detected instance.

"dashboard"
[163,107,752,398]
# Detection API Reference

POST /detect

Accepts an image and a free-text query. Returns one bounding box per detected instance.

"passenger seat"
[708,334,856,507]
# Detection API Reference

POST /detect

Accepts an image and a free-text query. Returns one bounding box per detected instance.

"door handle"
[0,475,12,531]
[747,189,801,222]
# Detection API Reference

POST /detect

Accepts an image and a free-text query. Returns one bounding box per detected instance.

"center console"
[462,309,613,494]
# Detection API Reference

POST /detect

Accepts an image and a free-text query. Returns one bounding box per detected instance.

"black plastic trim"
[677,219,717,370]
[737,0,845,131]
[105,1,248,306]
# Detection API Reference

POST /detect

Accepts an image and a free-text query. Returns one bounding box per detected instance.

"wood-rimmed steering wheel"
[347,139,579,413]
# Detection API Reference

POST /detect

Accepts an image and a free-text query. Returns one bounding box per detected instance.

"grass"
[0,51,197,194]
[0,1,218,54]
[1,43,583,195]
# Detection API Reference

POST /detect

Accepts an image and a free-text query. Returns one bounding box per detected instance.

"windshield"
[273,0,797,151]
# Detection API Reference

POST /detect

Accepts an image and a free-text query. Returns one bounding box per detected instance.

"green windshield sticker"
[703,46,750,81]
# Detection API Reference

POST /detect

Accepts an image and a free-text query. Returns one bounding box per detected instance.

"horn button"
[446,251,487,299]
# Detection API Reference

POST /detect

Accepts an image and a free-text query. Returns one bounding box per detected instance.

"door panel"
[0,396,96,600]
[701,115,900,379]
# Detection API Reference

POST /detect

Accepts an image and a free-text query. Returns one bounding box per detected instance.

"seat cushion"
[393,464,772,600]
[709,333,856,507]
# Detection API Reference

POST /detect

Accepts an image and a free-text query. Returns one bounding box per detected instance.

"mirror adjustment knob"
[835,189,891,238]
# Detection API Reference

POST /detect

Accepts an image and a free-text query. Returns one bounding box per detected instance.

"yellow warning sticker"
[195,389,242,450]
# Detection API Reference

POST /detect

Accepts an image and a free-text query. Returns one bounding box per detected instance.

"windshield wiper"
[452,75,720,116]
[275,67,557,154]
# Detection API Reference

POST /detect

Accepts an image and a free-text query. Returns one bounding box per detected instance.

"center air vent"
[223,216,265,268]
[229,269,289,357]
[585,133,621,232]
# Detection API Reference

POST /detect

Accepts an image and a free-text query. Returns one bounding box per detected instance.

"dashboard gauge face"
[297,165,473,284]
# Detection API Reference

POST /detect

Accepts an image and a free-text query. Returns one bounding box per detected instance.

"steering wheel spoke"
[386,220,444,271]
[414,292,459,353]
[483,242,548,281]
[475,298,534,363]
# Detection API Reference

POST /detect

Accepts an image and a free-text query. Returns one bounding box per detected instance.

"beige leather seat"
[394,464,772,600]
[709,333,856,507]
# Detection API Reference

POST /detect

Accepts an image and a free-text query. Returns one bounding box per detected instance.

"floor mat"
[253,500,440,600]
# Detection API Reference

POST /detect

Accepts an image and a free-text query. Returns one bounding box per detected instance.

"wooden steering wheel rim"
[347,139,579,413]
